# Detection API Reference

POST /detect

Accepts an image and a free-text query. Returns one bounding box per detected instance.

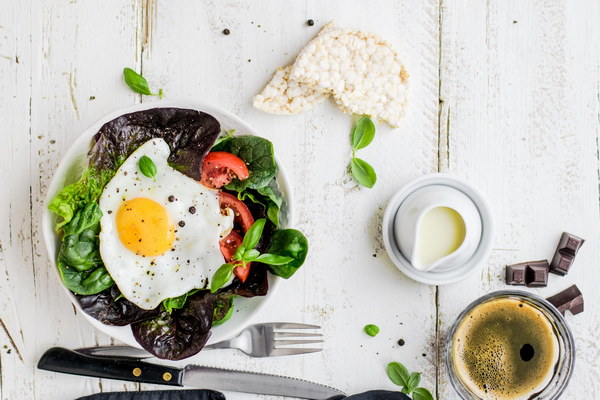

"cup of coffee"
[446,291,575,399]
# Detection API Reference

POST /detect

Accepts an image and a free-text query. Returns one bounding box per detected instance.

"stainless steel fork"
[76,322,323,359]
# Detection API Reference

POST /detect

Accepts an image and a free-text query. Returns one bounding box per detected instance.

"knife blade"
[38,348,345,400]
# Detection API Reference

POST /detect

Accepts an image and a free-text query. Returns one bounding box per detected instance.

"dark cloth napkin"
[77,390,411,400]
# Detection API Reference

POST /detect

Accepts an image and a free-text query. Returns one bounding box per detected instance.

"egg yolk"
[116,198,175,257]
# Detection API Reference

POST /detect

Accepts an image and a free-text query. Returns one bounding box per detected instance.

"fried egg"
[98,139,233,310]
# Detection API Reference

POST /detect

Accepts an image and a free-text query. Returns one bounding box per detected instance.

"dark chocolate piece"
[525,260,549,287]
[506,262,527,285]
[547,285,584,316]
[550,232,584,276]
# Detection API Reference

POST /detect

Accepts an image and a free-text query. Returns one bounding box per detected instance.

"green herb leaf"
[243,249,260,262]
[242,218,266,250]
[364,324,380,337]
[213,136,277,191]
[212,130,235,149]
[350,157,377,188]
[265,229,308,279]
[255,253,294,265]
[405,372,421,394]
[138,155,157,178]
[387,362,411,388]
[212,295,234,326]
[238,186,283,226]
[123,67,163,98]
[412,387,434,400]
[233,246,246,260]
[351,116,376,151]
[162,289,200,313]
[210,263,236,293]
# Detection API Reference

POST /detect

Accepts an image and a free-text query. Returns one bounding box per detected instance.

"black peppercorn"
[307,19,314,26]
[179,221,186,227]
[189,206,196,214]
[223,28,230,35]
[168,195,175,202]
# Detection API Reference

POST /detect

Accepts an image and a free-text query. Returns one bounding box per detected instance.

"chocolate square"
[525,260,549,287]
[547,285,584,316]
[505,263,527,285]
[550,232,584,275]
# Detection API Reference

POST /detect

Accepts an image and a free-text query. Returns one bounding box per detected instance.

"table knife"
[38,348,345,400]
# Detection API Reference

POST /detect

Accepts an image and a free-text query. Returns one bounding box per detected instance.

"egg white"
[98,139,233,310]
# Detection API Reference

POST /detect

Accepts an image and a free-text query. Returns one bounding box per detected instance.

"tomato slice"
[200,151,249,189]
[218,191,254,233]
[218,231,251,283]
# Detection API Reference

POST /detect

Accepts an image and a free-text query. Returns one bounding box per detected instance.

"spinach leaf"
[213,136,277,190]
[123,67,164,98]
[265,229,308,279]
[351,116,376,150]
[57,261,114,295]
[59,226,102,271]
[63,203,103,237]
[138,155,157,178]
[212,295,234,326]
[350,157,377,188]
[238,186,283,226]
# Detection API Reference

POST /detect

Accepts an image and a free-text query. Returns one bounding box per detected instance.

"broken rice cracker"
[290,24,409,127]
[252,66,329,114]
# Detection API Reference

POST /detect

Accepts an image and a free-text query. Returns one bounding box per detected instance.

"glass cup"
[446,290,575,399]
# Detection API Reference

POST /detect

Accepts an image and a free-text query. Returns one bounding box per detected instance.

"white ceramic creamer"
[393,185,482,272]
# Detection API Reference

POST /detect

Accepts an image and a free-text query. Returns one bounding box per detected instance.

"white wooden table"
[1,1,599,398]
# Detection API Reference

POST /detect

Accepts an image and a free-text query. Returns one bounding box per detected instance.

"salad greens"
[138,155,157,178]
[349,116,377,188]
[123,67,164,98]
[213,136,277,191]
[48,108,308,361]
[387,362,434,400]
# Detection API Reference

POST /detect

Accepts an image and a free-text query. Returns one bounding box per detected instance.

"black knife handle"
[38,347,183,387]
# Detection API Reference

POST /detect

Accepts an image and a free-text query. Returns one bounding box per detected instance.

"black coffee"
[452,298,559,399]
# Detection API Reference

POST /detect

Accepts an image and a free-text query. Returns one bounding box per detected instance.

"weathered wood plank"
[438,0,600,398]
[139,0,440,398]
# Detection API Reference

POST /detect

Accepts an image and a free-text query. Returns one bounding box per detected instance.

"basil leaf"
[242,218,266,250]
[63,203,103,236]
[210,263,235,293]
[364,324,380,337]
[350,157,377,188]
[57,261,114,295]
[387,362,410,388]
[162,289,200,313]
[233,246,246,261]
[138,155,157,178]
[412,388,434,400]
[405,372,421,394]
[351,116,376,150]
[213,136,277,191]
[255,253,294,265]
[123,67,163,98]
[243,249,260,262]
[265,229,308,279]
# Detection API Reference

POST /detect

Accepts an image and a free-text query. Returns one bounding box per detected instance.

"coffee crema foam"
[452,298,559,400]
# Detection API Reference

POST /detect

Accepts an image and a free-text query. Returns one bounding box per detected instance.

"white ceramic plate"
[42,100,293,349]
[382,173,494,285]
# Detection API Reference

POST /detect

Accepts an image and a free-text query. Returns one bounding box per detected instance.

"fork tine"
[270,347,323,356]
[274,339,323,346]
[264,322,321,329]
[274,331,323,338]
